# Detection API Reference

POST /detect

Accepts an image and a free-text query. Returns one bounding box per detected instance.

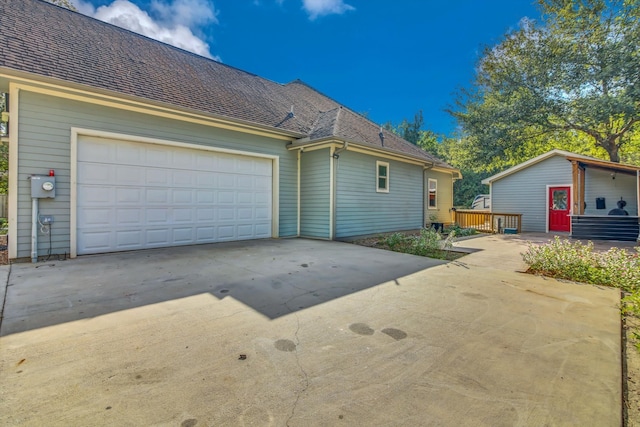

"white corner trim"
[7,84,19,259]
[69,130,78,258]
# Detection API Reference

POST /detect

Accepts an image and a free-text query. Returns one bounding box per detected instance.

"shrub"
[379,228,457,260]
[446,223,477,237]
[522,236,640,321]
[522,237,640,291]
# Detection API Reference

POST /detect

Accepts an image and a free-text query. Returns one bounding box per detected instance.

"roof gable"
[481,150,596,184]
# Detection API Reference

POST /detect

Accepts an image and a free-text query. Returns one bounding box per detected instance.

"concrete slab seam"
[0,263,11,333]
[285,313,309,427]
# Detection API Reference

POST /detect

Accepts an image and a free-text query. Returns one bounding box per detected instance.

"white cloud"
[71,0,219,60]
[302,0,354,20]
[151,0,218,28]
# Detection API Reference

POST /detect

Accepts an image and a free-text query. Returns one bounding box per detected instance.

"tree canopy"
[46,0,77,11]
[452,0,640,164]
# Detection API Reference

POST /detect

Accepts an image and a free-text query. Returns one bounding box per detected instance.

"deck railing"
[452,210,522,234]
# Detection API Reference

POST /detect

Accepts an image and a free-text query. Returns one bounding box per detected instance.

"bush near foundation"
[381,228,456,259]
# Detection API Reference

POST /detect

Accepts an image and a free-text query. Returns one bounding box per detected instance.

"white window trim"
[428,178,437,209]
[376,161,389,193]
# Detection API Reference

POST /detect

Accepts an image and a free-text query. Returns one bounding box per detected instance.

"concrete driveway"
[0,237,621,426]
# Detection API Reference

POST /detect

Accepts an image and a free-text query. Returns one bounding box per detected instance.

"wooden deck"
[453,210,522,234]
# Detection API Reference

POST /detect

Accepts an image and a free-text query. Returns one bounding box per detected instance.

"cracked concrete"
[0,237,622,425]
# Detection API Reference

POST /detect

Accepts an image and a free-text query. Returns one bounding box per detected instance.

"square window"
[376,161,389,193]
[428,178,437,209]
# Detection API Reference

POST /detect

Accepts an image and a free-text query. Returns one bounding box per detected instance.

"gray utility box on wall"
[30,175,56,198]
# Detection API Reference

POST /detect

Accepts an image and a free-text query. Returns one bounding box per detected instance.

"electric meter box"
[30,175,56,198]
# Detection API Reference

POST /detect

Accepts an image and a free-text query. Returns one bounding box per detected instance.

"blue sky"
[71,0,540,136]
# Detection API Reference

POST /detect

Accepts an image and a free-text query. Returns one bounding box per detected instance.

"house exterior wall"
[425,169,454,224]
[584,168,638,216]
[15,89,298,258]
[335,151,424,238]
[299,148,331,239]
[491,155,573,232]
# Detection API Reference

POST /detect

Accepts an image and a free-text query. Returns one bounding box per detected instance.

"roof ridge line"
[333,106,342,137]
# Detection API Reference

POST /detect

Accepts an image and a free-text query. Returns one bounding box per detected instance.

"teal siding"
[491,156,572,232]
[16,90,298,258]
[335,151,423,238]
[300,149,330,239]
[424,170,454,224]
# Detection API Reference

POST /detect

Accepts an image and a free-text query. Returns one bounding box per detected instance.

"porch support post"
[579,164,585,215]
[571,161,580,215]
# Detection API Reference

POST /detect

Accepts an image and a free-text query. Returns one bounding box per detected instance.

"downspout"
[329,146,335,240]
[331,142,348,240]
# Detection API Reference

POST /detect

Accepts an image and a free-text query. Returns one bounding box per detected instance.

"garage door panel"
[217,225,235,239]
[174,208,194,222]
[79,231,113,253]
[218,192,235,204]
[146,147,170,167]
[196,208,215,221]
[78,185,112,204]
[172,170,195,187]
[116,208,142,225]
[115,165,143,185]
[78,137,112,162]
[255,223,271,237]
[116,188,142,204]
[146,229,170,245]
[196,171,216,187]
[196,227,215,241]
[146,168,170,186]
[146,208,168,224]
[218,208,235,220]
[79,163,112,185]
[79,207,112,226]
[196,190,215,204]
[116,144,143,165]
[77,136,273,255]
[146,189,169,203]
[116,230,143,248]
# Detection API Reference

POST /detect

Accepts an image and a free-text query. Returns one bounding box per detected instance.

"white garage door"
[77,135,273,255]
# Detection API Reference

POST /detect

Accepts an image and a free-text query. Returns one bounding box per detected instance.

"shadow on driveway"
[1,238,445,336]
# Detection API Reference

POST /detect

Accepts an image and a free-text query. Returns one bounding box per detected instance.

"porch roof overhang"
[565,156,640,176]
[567,156,640,217]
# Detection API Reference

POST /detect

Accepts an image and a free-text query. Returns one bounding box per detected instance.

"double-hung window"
[376,161,389,193]
[428,178,437,209]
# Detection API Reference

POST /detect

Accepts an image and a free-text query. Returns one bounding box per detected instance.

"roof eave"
[288,137,464,173]
[0,67,307,140]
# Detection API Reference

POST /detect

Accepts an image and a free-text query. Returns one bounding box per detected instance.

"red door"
[549,186,571,232]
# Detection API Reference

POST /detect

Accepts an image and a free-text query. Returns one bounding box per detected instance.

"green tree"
[385,111,425,146]
[452,0,640,163]
[46,0,77,11]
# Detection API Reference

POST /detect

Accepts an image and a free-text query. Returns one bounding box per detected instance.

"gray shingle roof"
[0,0,453,169]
